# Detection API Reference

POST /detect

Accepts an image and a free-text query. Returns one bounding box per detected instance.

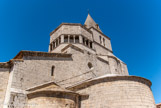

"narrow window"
[53,42,55,48]
[70,36,74,43]
[83,37,85,45]
[103,38,105,46]
[99,36,102,44]
[56,39,59,46]
[86,40,89,46]
[64,35,68,43]
[59,37,61,44]
[75,35,79,43]
[51,66,55,76]
[90,42,93,49]
[88,62,93,69]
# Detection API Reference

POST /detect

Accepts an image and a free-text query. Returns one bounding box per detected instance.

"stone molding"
[50,23,92,36]
[67,75,152,91]
[13,50,72,59]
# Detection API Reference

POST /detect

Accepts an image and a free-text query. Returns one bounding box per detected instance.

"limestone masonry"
[0,14,156,108]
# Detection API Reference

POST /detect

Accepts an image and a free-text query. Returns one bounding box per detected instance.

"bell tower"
[49,14,112,55]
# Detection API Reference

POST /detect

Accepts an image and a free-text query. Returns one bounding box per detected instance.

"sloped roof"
[26,81,88,96]
[13,50,72,59]
[61,44,84,53]
[0,51,72,68]
[26,81,78,95]
[84,14,102,32]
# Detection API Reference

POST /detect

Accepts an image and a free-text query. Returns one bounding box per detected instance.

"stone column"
[55,41,56,47]
[58,38,60,45]
[79,35,82,43]
[92,42,94,49]
[74,35,75,43]
[68,35,70,43]
[61,35,64,43]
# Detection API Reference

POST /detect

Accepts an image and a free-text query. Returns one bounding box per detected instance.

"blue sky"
[0,0,161,104]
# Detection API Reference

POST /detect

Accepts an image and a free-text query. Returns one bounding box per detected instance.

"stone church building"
[0,14,156,108]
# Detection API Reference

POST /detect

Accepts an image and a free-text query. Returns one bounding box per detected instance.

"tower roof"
[84,13,102,32]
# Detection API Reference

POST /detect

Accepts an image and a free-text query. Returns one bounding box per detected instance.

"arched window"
[99,36,102,44]
[103,38,105,46]
[51,66,55,76]
[88,62,93,69]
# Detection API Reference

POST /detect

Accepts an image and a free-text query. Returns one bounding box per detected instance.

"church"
[0,14,156,108]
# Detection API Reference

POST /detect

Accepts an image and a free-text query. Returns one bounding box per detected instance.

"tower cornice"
[50,23,92,36]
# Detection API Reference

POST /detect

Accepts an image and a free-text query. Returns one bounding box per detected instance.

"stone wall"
[11,49,128,91]
[10,50,110,90]
[70,76,156,108]
[90,28,112,52]
[109,56,129,75]
[27,92,78,108]
[94,43,112,55]
[0,68,9,108]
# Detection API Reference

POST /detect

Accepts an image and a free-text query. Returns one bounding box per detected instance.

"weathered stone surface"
[0,13,156,108]
[0,68,9,108]
[68,76,156,108]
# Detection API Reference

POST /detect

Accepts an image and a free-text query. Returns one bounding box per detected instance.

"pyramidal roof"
[84,13,102,32]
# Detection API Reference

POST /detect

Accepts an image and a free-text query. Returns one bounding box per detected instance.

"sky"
[0,0,161,104]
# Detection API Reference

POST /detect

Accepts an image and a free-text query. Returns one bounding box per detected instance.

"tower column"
[79,35,82,43]
[58,38,60,45]
[55,41,56,47]
[74,35,75,43]
[68,35,70,43]
[61,35,64,43]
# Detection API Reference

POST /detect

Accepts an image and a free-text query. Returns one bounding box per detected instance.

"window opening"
[70,36,74,43]
[99,36,102,44]
[86,40,89,46]
[50,44,52,51]
[56,39,58,46]
[51,66,55,76]
[83,37,85,45]
[90,42,93,49]
[59,37,61,44]
[64,35,68,43]
[75,35,79,43]
[88,62,93,69]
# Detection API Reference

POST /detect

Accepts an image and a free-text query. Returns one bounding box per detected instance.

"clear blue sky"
[0,0,161,104]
